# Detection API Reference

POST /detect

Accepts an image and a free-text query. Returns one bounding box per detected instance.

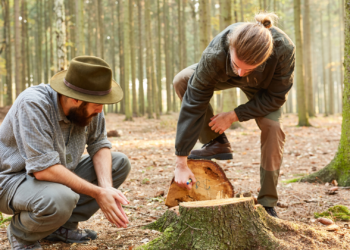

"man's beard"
[67,102,98,127]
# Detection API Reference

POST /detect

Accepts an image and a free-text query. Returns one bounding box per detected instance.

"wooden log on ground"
[165,159,234,207]
[137,198,350,249]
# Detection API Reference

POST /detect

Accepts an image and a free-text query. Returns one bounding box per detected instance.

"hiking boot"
[44,226,97,243]
[264,206,279,218]
[7,225,42,250]
[188,134,233,160]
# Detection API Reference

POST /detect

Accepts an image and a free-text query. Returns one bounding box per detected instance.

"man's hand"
[95,187,130,228]
[174,156,196,190]
[209,111,238,134]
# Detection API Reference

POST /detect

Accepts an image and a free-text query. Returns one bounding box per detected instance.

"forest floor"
[0,110,349,249]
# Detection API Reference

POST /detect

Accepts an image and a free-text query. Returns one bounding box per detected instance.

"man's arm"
[33,164,129,228]
[92,147,112,188]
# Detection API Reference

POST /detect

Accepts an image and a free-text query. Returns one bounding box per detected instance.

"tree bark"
[129,0,138,117]
[21,0,26,91]
[303,0,314,117]
[124,0,133,121]
[75,0,82,56]
[302,0,350,186]
[327,0,334,114]
[118,0,125,113]
[2,0,12,105]
[320,11,328,116]
[156,0,162,114]
[163,0,171,114]
[49,0,55,76]
[144,0,153,118]
[44,0,49,83]
[55,0,66,71]
[199,0,210,54]
[137,0,144,115]
[137,197,344,249]
[294,0,310,126]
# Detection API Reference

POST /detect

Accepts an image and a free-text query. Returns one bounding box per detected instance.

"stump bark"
[165,160,234,207]
[138,198,284,249]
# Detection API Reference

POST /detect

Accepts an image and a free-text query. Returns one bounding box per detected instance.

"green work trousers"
[173,65,285,207]
[0,152,131,242]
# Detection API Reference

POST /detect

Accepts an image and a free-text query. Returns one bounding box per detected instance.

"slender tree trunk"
[327,1,334,114]
[55,0,66,71]
[199,0,210,53]
[75,0,82,55]
[303,0,314,116]
[49,0,55,76]
[44,0,49,83]
[129,0,138,117]
[118,0,125,113]
[2,0,12,105]
[25,1,31,85]
[145,0,153,118]
[320,12,328,116]
[189,1,199,63]
[164,0,171,114]
[240,0,244,22]
[21,0,26,91]
[36,0,43,84]
[137,0,145,115]
[156,0,162,114]
[109,0,116,79]
[170,0,177,112]
[87,1,92,55]
[124,0,132,120]
[182,0,187,67]
[97,0,104,58]
[294,0,310,126]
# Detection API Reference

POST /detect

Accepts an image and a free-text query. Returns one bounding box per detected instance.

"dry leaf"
[331,180,338,186]
[325,224,340,231]
[155,191,165,197]
[277,202,289,208]
[317,217,334,225]
[107,130,120,137]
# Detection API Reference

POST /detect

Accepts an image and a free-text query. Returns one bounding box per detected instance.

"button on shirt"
[0,84,112,199]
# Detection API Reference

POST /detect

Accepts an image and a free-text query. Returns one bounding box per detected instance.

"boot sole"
[188,153,233,160]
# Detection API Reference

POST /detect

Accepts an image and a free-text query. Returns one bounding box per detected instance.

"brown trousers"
[173,65,285,207]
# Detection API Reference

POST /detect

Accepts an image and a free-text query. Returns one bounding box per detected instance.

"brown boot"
[188,135,233,160]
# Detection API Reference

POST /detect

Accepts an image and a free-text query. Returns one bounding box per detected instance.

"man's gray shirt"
[0,84,112,199]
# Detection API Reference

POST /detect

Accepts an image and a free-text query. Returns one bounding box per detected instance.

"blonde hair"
[228,13,278,66]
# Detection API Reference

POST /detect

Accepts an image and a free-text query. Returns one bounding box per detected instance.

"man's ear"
[67,97,81,107]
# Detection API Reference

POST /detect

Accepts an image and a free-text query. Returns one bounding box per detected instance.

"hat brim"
[50,70,123,104]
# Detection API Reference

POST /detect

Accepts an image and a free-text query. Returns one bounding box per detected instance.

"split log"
[137,198,350,249]
[165,159,234,207]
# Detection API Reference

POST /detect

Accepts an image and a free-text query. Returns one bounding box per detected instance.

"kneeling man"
[0,56,131,249]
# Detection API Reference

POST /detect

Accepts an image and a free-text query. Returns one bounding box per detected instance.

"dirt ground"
[0,110,349,249]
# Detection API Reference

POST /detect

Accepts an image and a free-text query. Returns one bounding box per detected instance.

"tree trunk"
[302,0,350,186]
[303,0,314,117]
[327,1,334,115]
[49,0,55,76]
[199,0,210,53]
[294,0,310,126]
[118,0,125,114]
[124,0,133,121]
[75,0,82,56]
[137,197,345,249]
[189,1,199,63]
[137,0,144,116]
[2,0,12,105]
[156,0,162,114]
[21,0,26,91]
[163,0,171,114]
[145,0,153,118]
[129,0,138,117]
[44,0,49,83]
[240,0,244,22]
[36,0,43,84]
[320,12,328,116]
[55,0,66,71]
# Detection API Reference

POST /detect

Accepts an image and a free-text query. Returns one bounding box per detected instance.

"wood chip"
[331,180,338,186]
[155,191,165,197]
[277,202,289,208]
[325,224,340,231]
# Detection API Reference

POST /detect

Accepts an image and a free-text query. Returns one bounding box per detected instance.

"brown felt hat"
[50,56,123,104]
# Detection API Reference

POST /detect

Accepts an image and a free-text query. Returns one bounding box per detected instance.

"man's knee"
[35,185,79,223]
[173,67,194,100]
[111,152,131,177]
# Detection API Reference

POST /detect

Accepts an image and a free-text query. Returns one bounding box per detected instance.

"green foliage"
[0,212,12,227]
[142,178,150,184]
[282,177,301,184]
[314,205,350,221]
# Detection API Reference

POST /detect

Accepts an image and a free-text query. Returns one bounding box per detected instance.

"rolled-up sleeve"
[15,101,61,174]
[86,111,112,158]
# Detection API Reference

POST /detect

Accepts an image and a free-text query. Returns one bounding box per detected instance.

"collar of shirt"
[52,90,71,124]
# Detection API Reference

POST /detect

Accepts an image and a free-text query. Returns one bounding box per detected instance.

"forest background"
[0,0,344,123]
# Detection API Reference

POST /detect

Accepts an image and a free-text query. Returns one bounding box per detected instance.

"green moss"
[314,205,350,221]
[0,212,11,228]
[282,178,300,184]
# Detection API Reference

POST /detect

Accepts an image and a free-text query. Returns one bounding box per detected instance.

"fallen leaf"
[312,166,317,171]
[277,202,289,208]
[140,238,150,243]
[325,224,340,231]
[155,191,165,197]
[317,217,334,225]
[331,180,338,186]
[107,130,120,137]
[158,168,164,172]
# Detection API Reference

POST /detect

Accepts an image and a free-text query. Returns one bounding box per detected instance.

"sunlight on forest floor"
[0,112,348,249]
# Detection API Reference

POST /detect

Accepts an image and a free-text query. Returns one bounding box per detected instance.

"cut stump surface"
[165,159,234,207]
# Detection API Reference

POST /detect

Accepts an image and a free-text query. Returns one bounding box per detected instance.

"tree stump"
[165,160,234,207]
[136,198,350,249]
